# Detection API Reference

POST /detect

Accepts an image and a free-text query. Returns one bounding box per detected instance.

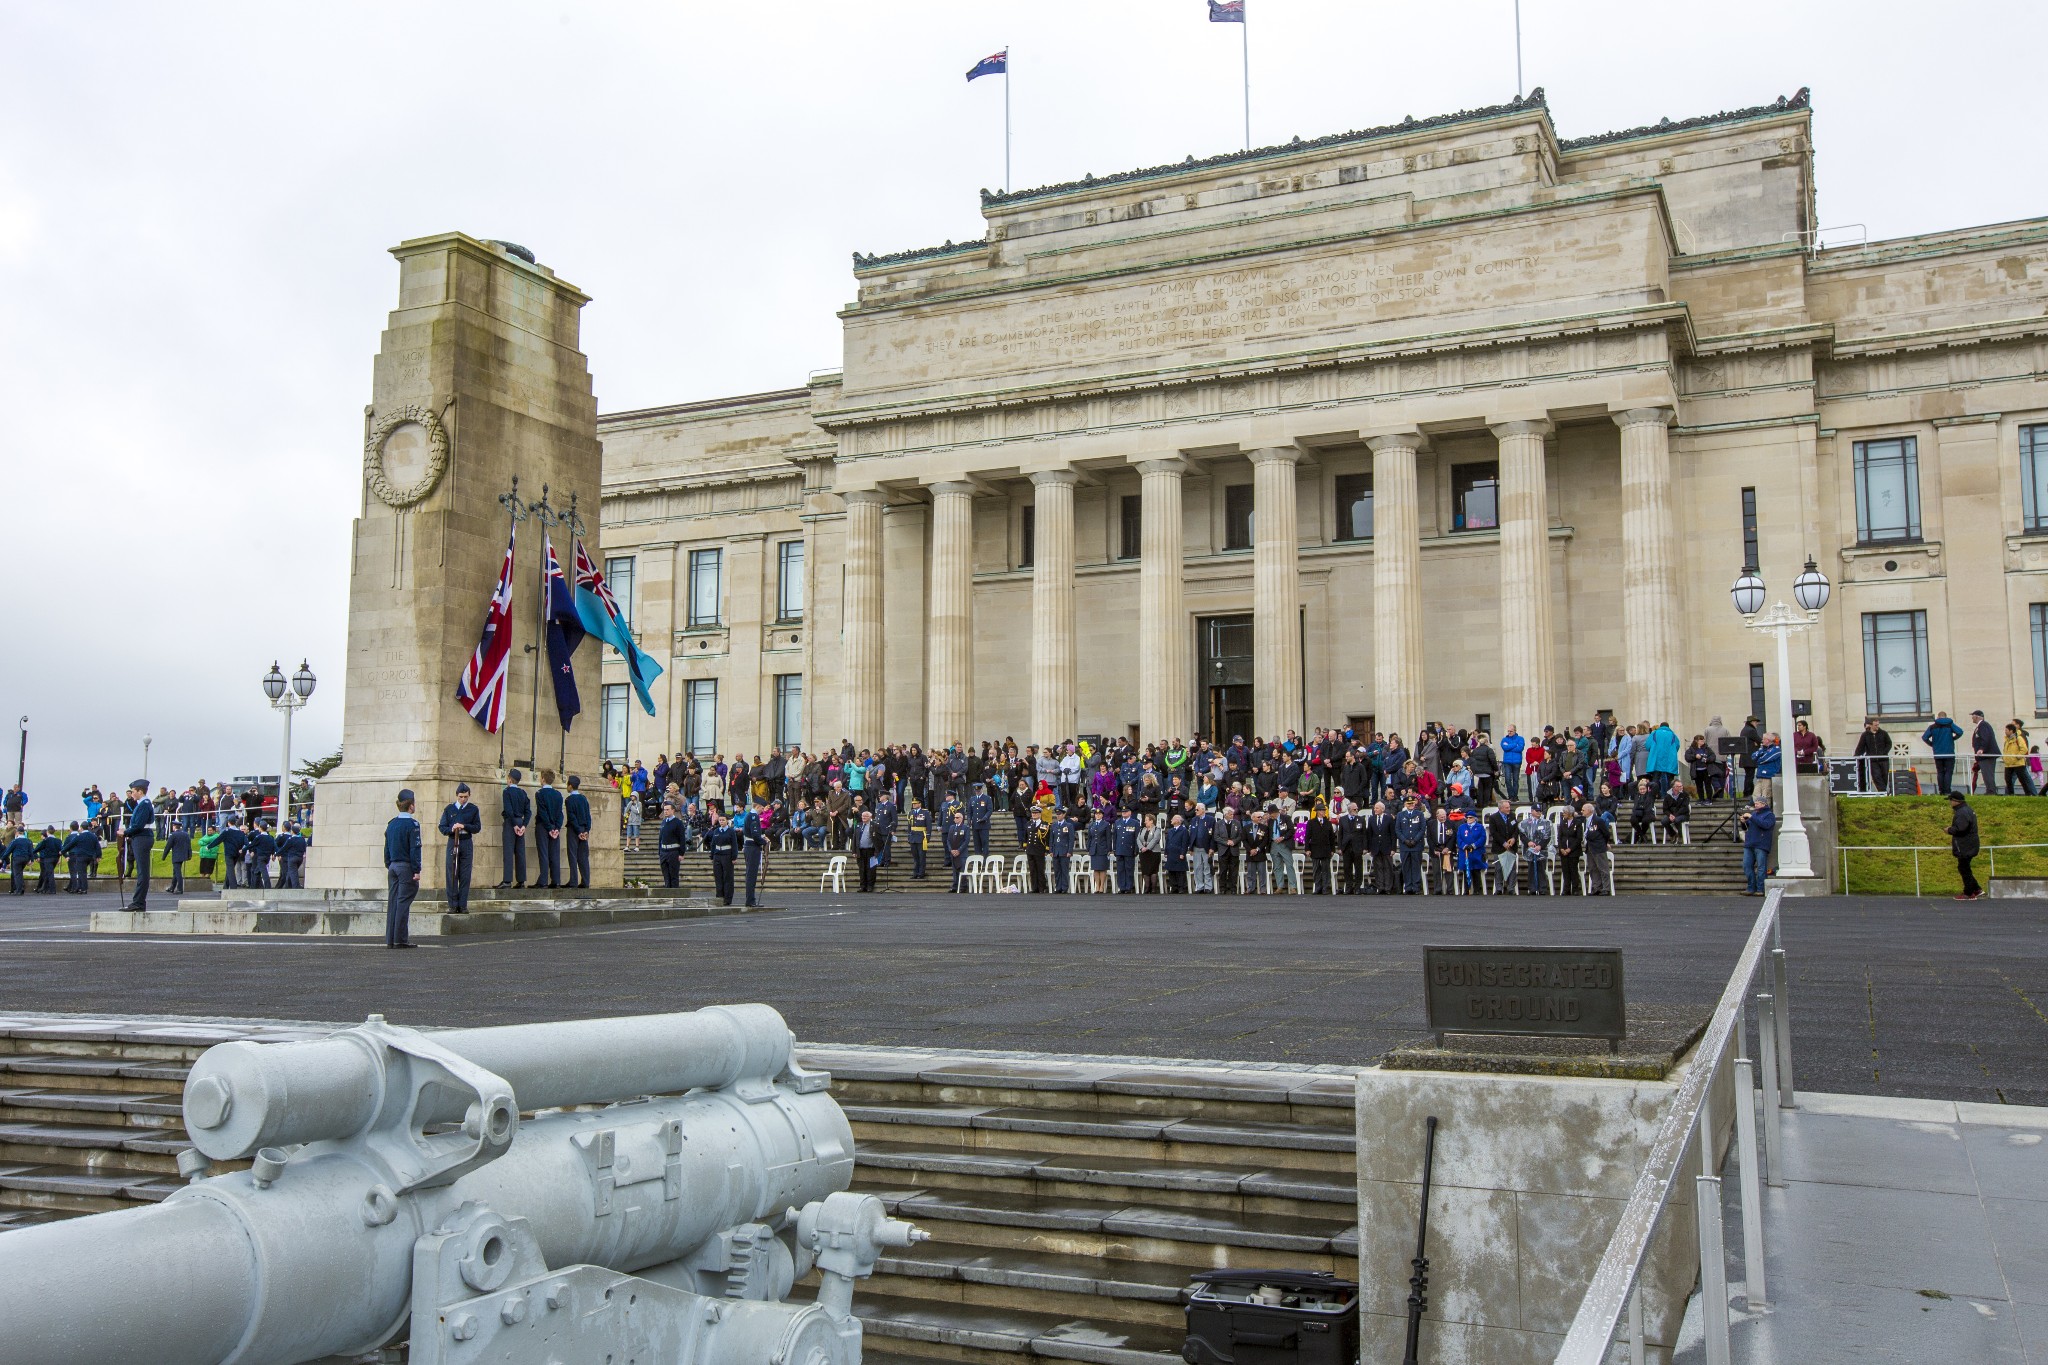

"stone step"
[847,1290,1184,1365]
[847,1102,1353,1171]
[864,1183,1357,1260]
[856,1141,1354,1209]
[0,1088,184,1130]
[0,1121,185,1173]
[0,1160,185,1212]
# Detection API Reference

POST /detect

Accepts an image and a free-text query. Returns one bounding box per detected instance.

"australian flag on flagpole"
[542,530,584,730]
[966,49,1007,81]
[1208,0,1245,20]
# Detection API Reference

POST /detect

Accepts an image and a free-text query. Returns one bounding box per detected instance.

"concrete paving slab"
[1777,1110,1978,1194]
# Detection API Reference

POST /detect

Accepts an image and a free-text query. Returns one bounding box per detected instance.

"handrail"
[1839,843,2048,896]
[1553,887,1785,1364]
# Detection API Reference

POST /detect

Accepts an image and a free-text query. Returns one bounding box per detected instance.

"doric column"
[1137,458,1192,743]
[1368,432,1428,744]
[1029,469,1078,744]
[1615,407,1685,724]
[1249,447,1306,738]
[926,481,977,749]
[841,489,887,751]
[1490,419,1556,734]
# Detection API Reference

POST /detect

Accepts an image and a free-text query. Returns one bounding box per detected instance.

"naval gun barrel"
[0,1004,867,1365]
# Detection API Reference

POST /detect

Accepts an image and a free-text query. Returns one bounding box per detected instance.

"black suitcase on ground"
[1181,1269,1359,1365]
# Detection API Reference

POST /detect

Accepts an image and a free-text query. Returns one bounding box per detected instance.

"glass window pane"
[689,549,722,627]
[685,679,717,757]
[1862,611,1931,717]
[604,556,635,628]
[1334,473,1372,541]
[777,541,804,621]
[1854,438,1921,543]
[1451,463,1499,532]
[2033,604,2048,713]
[601,684,627,761]
[774,674,803,751]
[1224,484,1254,551]
[2024,426,2047,534]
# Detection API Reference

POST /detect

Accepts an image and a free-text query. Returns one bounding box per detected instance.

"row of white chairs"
[814,848,1614,896]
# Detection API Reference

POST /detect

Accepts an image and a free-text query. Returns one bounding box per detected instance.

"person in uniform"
[1337,804,1367,894]
[906,800,931,880]
[218,816,247,889]
[163,821,191,894]
[438,783,481,912]
[533,770,564,889]
[384,789,422,948]
[278,825,309,888]
[564,776,592,889]
[1111,810,1141,894]
[657,803,687,888]
[943,811,972,891]
[872,791,897,869]
[122,779,154,911]
[1048,810,1076,893]
[704,811,739,906]
[6,829,33,894]
[740,804,766,906]
[966,786,992,857]
[247,823,276,889]
[61,822,98,894]
[1395,796,1427,895]
[1086,807,1113,893]
[31,828,60,893]
[497,770,530,888]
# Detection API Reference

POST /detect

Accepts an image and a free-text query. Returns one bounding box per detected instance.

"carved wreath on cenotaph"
[363,404,450,509]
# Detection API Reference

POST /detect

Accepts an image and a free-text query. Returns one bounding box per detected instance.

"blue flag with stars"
[542,531,583,730]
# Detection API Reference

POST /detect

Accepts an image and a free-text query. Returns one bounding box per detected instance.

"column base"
[1766,874,1830,897]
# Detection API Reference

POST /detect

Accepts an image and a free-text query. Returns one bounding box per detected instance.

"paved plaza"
[1,891,2045,1104]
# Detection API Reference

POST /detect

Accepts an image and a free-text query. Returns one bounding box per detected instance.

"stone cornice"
[1808,215,2048,273]
[815,301,1694,431]
[597,387,811,431]
[601,464,803,499]
[1557,88,1810,152]
[1690,324,1833,357]
[1828,315,2048,359]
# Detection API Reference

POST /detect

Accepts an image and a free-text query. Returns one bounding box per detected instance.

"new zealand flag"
[966,49,1007,81]
[542,531,584,730]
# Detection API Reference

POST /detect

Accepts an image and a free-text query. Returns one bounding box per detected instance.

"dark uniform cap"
[397,789,415,803]
[129,779,148,792]
[456,783,471,793]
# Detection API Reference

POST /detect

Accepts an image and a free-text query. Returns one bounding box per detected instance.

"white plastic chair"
[818,855,847,893]
[959,854,984,892]
[1007,854,1030,893]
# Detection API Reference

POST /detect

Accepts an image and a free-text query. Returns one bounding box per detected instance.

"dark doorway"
[1201,614,1254,742]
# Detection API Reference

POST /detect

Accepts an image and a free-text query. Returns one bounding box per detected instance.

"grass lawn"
[1836,795,2048,894]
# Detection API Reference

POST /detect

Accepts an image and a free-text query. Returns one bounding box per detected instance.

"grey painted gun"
[0,1004,922,1365]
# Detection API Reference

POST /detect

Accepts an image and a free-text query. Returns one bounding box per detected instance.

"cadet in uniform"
[276,825,308,889]
[967,786,992,856]
[906,800,931,879]
[943,811,971,891]
[438,783,481,912]
[1048,811,1076,893]
[739,805,766,907]
[656,803,687,888]
[218,817,248,889]
[6,829,32,894]
[497,770,530,888]
[164,821,191,894]
[704,811,739,906]
[61,822,99,894]
[123,780,154,911]
[533,770,564,889]
[384,789,422,948]
[247,823,276,889]
[564,776,592,888]
[1395,796,1428,895]
[1111,810,1142,894]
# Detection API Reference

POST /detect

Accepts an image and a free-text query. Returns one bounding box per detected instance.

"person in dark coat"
[739,804,766,906]
[247,824,276,889]
[704,811,739,905]
[564,776,592,889]
[6,829,34,894]
[218,817,248,889]
[1368,801,1399,894]
[275,826,307,889]
[1337,805,1367,893]
[163,822,191,894]
[943,811,973,892]
[384,789,423,948]
[497,770,531,888]
[122,780,155,910]
[656,803,687,888]
[1948,792,1982,900]
[533,771,564,889]
[1740,797,1777,895]
[1395,797,1428,894]
[1304,807,1336,894]
[438,783,482,911]
[61,822,100,893]
[1163,814,1193,894]
[1111,811,1142,894]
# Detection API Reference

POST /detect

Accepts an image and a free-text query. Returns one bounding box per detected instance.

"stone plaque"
[1423,946,1626,1043]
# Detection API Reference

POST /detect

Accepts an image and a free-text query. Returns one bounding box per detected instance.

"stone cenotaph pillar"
[307,233,616,893]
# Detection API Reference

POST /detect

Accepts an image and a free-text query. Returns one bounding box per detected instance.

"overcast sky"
[2,1,2041,816]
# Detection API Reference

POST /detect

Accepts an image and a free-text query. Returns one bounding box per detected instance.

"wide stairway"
[0,1015,1362,1365]
[623,803,1748,897]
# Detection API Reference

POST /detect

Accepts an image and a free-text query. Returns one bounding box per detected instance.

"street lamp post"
[14,717,24,799]
[1731,559,1832,880]
[262,661,318,832]
[143,734,152,784]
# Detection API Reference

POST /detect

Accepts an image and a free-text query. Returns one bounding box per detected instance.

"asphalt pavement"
[1,887,2044,1104]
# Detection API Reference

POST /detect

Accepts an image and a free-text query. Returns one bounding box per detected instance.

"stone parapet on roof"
[1559,88,1810,151]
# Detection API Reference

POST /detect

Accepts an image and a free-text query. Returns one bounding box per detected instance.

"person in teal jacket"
[1922,712,1965,794]
[1645,722,1682,789]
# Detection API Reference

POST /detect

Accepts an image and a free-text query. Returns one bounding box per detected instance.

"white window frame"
[684,678,718,757]
[687,549,723,628]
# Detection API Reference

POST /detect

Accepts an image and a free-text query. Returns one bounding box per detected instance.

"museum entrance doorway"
[1200,614,1253,742]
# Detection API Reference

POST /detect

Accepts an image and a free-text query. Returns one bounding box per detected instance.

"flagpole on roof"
[1514,0,1523,97]
[1241,10,1250,151]
[1005,48,1012,193]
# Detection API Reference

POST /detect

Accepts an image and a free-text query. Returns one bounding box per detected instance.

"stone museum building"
[593,88,2048,760]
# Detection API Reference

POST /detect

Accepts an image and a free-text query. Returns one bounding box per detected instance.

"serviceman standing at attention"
[275,825,307,889]
[163,820,191,894]
[705,810,739,906]
[656,802,687,888]
[384,789,422,949]
[122,779,154,911]
[906,799,931,880]
[564,775,592,889]
[32,828,60,894]
[247,823,276,889]
[943,810,972,891]
[438,783,481,912]
[6,828,34,894]
[533,770,564,889]
[60,822,96,894]
[218,816,247,889]
[967,785,993,857]
[497,769,530,888]
[739,802,767,907]
[1112,808,1142,894]
[1049,809,1077,893]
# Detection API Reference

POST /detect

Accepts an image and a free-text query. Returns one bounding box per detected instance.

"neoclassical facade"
[596,88,2048,760]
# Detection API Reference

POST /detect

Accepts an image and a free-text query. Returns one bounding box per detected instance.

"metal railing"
[1554,888,1795,1365]
[1838,843,2048,896]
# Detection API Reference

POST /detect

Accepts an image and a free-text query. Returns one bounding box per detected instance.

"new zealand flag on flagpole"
[966,49,1007,81]
[1208,0,1245,20]
[542,530,584,730]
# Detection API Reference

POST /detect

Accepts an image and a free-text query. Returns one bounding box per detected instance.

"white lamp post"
[263,661,317,832]
[1730,558,1831,880]
[143,734,152,783]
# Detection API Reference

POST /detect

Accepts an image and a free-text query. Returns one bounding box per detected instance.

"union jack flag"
[456,529,516,732]
[1208,0,1245,19]
[573,540,621,621]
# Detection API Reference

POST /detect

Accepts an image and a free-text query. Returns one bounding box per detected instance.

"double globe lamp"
[1728,558,1831,881]
[263,661,318,833]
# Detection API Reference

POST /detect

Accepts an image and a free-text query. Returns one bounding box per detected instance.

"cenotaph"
[305,233,618,894]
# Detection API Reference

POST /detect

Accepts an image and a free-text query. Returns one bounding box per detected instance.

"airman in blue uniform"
[247,824,276,889]
[966,787,992,856]
[1395,797,1428,895]
[218,817,248,889]
[122,780,155,910]
[1048,814,1077,893]
[6,830,34,894]
[1086,811,1113,893]
[1111,812,1142,894]
[533,771,565,889]
[564,776,592,889]
[943,812,972,891]
[497,770,531,888]
[704,812,740,905]
[384,790,423,947]
[61,822,100,894]
[276,826,308,889]
[656,804,688,888]
[163,823,191,893]
[34,828,63,894]
[738,806,766,907]
[906,801,932,879]
[438,783,482,911]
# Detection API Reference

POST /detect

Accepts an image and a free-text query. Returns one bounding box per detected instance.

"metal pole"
[1756,994,1784,1187]
[277,703,293,834]
[14,717,24,796]
[1004,56,1011,193]
[143,736,152,784]
[1627,1284,1644,1364]
[1696,1174,1731,1365]
[1240,17,1250,150]
[1772,619,1813,876]
[1732,1056,1769,1310]
[1772,948,1796,1109]
[1514,0,1523,97]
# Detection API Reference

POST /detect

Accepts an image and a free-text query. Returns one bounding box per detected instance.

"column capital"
[841,488,890,508]
[1135,457,1190,478]
[925,479,979,499]
[1246,446,1308,467]
[1028,468,1079,489]
[1366,430,1430,455]
[1488,418,1554,440]
[1613,406,1676,430]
